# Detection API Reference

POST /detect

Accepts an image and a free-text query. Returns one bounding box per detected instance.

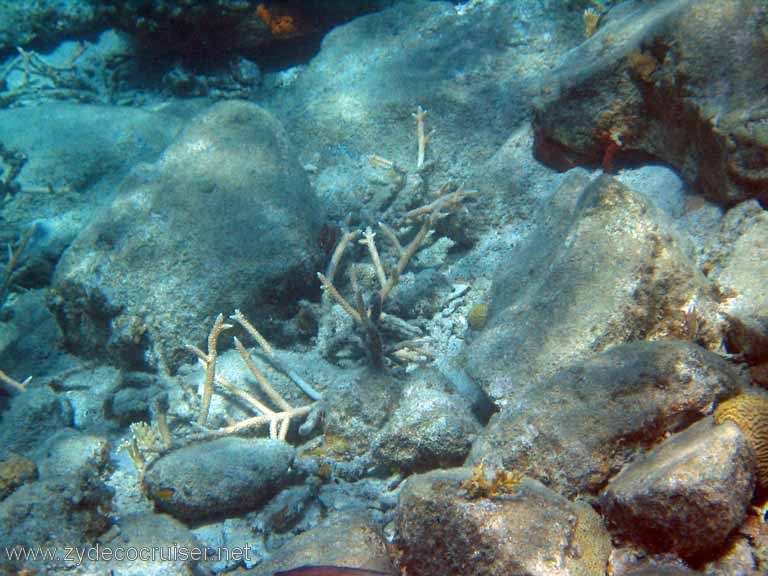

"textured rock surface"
[0,386,73,458]
[91,513,207,576]
[706,201,768,367]
[468,341,743,497]
[322,367,402,458]
[532,0,768,206]
[143,438,295,521]
[623,568,703,576]
[244,511,396,576]
[467,174,721,406]
[600,418,755,559]
[0,103,185,290]
[35,429,111,482]
[371,368,481,473]
[0,429,113,574]
[0,103,182,197]
[0,455,37,500]
[267,0,580,217]
[51,100,325,372]
[395,467,611,576]
[0,0,98,54]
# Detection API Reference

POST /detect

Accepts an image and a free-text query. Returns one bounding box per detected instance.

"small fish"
[155,487,176,500]
[273,566,391,576]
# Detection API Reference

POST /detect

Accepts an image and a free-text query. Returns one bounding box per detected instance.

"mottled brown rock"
[244,511,396,576]
[467,174,722,406]
[600,418,755,559]
[532,0,768,206]
[468,341,743,497]
[395,467,611,576]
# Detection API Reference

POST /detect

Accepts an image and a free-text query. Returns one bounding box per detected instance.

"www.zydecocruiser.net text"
[5,543,254,566]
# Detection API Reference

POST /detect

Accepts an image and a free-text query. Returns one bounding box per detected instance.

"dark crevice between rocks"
[105,1,400,72]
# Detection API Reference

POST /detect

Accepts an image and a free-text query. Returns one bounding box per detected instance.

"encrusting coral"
[714,393,768,488]
[0,454,37,499]
[460,461,524,499]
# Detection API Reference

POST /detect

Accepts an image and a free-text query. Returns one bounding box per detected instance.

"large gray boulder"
[467,341,743,498]
[532,0,768,206]
[51,100,325,372]
[467,173,720,406]
[0,386,73,458]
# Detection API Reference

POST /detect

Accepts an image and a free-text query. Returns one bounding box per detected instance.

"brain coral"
[714,393,768,487]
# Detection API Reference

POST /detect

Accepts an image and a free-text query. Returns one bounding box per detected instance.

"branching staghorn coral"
[318,184,475,368]
[0,369,29,394]
[412,105,432,170]
[1,143,73,201]
[317,106,477,369]
[185,310,320,442]
[0,44,101,108]
[0,223,36,313]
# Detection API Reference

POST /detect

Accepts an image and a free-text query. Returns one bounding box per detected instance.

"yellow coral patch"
[714,393,768,487]
[467,303,489,331]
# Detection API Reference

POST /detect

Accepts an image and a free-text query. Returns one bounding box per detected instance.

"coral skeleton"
[412,105,432,169]
[0,369,30,393]
[186,310,318,442]
[0,222,36,311]
[0,44,98,108]
[318,106,477,368]
[317,187,473,368]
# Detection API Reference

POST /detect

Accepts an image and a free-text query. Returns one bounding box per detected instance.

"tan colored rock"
[601,418,755,559]
[396,467,611,576]
[467,175,722,406]
[707,201,768,365]
[468,341,743,498]
[245,511,396,576]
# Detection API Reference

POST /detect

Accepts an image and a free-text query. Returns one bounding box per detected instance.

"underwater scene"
[0,0,767,574]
